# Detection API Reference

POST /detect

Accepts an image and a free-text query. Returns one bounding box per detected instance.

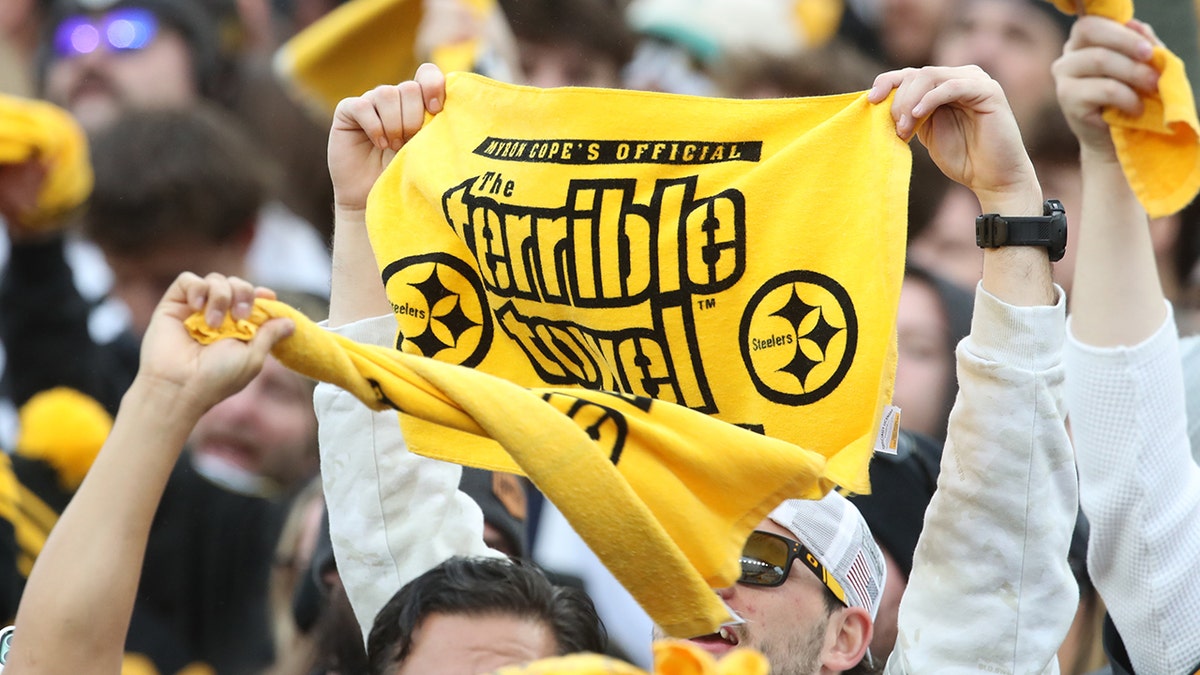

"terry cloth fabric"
[367,72,908,493]
[491,639,768,675]
[187,76,910,637]
[1048,0,1200,217]
[272,0,495,118]
[0,94,91,229]
[186,299,830,637]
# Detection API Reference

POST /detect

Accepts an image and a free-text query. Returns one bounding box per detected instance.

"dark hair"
[85,103,276,254]
[498,0,634,66]
[367,556,606,674]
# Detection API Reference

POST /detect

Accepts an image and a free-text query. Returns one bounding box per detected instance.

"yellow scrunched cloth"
[1049,0,1200,217]
[0,94,92,229]
[189,77,910,638]
[489,640,768,675]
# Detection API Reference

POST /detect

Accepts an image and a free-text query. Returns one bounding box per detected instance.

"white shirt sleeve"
[886,284,1077,674]
[315,315,499,645]
[1065,304,1200,675]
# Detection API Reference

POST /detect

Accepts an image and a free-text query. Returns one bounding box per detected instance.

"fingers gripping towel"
[1050,0,1200,217]
[188,75,911,637]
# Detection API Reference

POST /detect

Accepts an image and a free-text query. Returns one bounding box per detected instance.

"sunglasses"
[53,8,159,58]
[739,530,847,606]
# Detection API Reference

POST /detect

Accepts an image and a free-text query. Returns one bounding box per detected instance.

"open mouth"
[688,625,740,654]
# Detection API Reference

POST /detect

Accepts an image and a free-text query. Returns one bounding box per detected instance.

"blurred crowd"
[0,0,1199,674]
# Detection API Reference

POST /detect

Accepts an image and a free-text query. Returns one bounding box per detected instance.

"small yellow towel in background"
[1049,0,1200,217]
[0,94,91,230]
[273,0,495,118]
[490,640,769,675]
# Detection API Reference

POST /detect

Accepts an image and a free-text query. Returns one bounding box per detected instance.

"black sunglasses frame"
[738,530,848,606]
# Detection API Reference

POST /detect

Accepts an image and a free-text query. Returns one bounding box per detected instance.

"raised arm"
[1055,16,1200,673]
[5,274,293,674]
[319,64,500,642]
[327,63,446,327]
[868,66,1076,673]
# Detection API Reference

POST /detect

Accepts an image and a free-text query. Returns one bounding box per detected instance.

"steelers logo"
[739,270,857,405]
[381,253,493,368]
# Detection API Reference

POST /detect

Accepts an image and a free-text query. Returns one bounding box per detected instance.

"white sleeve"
[1065,304,1200,674]
[886,285,1077,674]
[315,315,499,645]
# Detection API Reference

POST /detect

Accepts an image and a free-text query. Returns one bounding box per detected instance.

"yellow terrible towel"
[367,73,909,495]
[1049,0,1200,217]
[187,300,828,638]
[0,94,92,229]
[490,640,768,675]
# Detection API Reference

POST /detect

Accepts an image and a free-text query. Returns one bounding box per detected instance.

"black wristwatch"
[975,199,1067,262]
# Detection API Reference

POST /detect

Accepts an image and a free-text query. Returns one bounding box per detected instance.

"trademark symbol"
[696,297,716,310]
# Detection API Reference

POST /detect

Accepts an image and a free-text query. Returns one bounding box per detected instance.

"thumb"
[246,317,296,362]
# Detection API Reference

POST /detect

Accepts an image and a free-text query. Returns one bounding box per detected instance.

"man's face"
[189,356,319,493]
[879,0,957,66]
[665,518,842,674]
[517,40,621,89]
[894,275,953,439]
[932,0,1064,132]
[396,612,557,675]
[104,238,247,336]
[907,184,983,292]
[42,9,198,132]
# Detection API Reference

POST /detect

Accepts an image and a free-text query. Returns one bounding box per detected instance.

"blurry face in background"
[878,0,955,67]
[0,0,39,53]
[894,275,952,439]
[517,40,621,88]
[907,184,982,291]
[933,0,1064,132]
[104,238,249,336]
[190,356,319,493]
[43,10,198,132]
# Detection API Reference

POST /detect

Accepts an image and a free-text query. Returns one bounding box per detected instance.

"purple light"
[106,19,136,49]
[69,24,101,54]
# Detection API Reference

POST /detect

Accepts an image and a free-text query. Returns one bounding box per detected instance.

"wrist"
[974,181,1043,217]
[333,203,368,222]
[125,375,211,424]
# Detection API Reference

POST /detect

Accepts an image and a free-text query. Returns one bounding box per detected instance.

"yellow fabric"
[0,94,92,229]
[272,0,495,118]
[490,640,769,675]
[793,0,844,48]
[187,76,909,638]
[187,299,829,637]
[16,388,113,492]
[368,73,907,493]
[1048,0,1200,217]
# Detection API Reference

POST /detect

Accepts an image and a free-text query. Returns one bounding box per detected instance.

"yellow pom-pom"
[16,388,113,492]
